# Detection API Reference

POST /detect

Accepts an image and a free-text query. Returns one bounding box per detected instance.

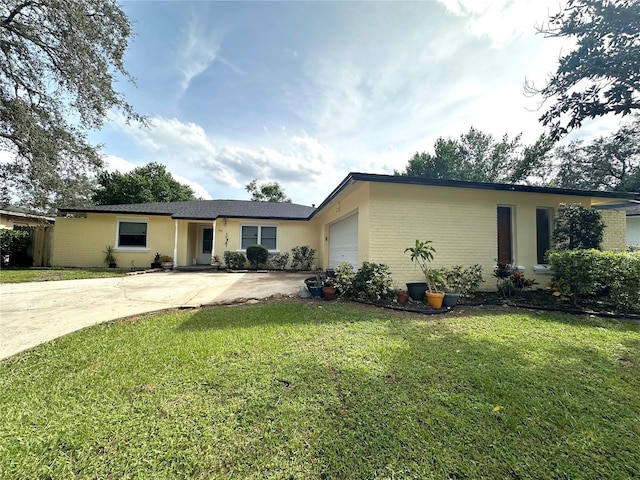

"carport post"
[211,219,217,264]
[173,220,178,268]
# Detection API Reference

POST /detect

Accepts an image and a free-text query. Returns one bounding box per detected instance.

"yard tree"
[0,0,142,212]
[395,127,554,184]
[245,179,292,203]
[92,163,197,205]
[552,203,604,250]
[526,0,640,139]
[552,116,640,191]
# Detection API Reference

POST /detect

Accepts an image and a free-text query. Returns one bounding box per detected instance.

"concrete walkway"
[0,271,309,360]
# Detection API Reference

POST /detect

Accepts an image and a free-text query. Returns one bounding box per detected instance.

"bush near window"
[290,246,315,271]
[0,229,31,267]
[223,251,247,270]
[246,244,269,269]
[548,249,640,311]
[351,262,395,302]
[552,203,604,251]
[267,252,289,270]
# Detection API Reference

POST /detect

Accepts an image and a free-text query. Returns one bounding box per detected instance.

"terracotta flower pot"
[397,292,409,304]
[425,291,445,309]
[323,286,336,300]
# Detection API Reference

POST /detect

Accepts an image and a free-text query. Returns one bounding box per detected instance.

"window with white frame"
[117,221,148,248]
[241,225,277,250]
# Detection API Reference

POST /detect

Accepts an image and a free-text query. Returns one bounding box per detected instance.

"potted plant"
[309,276,324,298]
[103,245,117,268]
[212,254,222,269]
[160,255,173,270]
[404,239,444,308]
[322,276,337,300]
[396,289,409,304]
[151,252,162,269]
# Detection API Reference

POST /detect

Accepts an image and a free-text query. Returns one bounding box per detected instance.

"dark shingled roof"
[624,204,640,216]
[58,172,640,221]
[58,200,316,220]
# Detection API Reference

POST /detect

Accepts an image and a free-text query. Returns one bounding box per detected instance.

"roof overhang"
[310,172,640,217]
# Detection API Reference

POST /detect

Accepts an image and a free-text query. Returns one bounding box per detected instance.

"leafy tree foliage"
[552,116,640,191]
[0,0,142,212]
[245,179,292,202]
[92,163,197,205]
[395,127,554,184]
[527,0,640,139]
[0,228,30,266]
[552,203,604,250]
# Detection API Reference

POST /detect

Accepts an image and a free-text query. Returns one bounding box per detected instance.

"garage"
[329,213,358,269]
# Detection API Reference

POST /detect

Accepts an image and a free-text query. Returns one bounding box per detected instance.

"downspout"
[173,220,178,268]
[211,219,217,264]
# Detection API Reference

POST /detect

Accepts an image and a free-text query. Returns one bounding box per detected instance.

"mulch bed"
[347,290,640,320]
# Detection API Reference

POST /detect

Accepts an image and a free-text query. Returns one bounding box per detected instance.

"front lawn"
[0,268,127,283]
[1,301,638,478]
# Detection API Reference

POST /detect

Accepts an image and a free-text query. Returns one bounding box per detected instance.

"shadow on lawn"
[188,305,640,478]
[453,303,640,332]
[175,299,374,332]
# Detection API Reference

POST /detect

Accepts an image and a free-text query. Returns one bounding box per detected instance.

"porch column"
[211,219,217,264]
[173,220,178,268]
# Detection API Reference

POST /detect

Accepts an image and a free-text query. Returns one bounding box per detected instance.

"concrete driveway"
[0,271,309,360]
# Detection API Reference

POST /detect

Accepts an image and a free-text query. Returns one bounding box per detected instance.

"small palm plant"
[404,239,440,293]
[103,245,116,267]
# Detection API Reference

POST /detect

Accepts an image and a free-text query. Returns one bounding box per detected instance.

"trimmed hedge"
[0,229,31,267]
[223,251,247,270]
[547,249,640,311]
[246,244,268,269]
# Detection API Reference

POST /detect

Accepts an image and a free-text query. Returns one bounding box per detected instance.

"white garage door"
[329,213,358,269]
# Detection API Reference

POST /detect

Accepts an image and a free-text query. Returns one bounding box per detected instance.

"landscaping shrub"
[552,203,604,250]
[223,251,247,270]
[548,249,640,311]
[493,263,536,299]
[351,262,394,301]
[333,262,356,297]
[290,245,315,270]
[267,252,289,270]
[0,229,31,267]
[438,264,484,298]
[246,244,268,269]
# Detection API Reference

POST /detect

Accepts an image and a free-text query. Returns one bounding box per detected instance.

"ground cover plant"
[1,301,639,479]
[0,268,127,283]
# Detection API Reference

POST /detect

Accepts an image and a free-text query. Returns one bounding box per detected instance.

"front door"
[198,226,213,264]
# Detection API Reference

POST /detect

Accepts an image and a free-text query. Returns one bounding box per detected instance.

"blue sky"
[93,0,623,206]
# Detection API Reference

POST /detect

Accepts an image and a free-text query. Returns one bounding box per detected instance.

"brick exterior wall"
[601,209,627,252]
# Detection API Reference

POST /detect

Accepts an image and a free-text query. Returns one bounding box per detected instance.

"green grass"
[1,301,639,479]
[0,268,126,283]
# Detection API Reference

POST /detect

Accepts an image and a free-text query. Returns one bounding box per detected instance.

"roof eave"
[57,207,175,217]
[310,173,639,218]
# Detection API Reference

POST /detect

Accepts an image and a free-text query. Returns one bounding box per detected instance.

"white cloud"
[106,114,340,205]
[103,154,136,173]
[171,173,213,200]
[0,150,16,164]
[177,8,223,93]
[435,0,567,48]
